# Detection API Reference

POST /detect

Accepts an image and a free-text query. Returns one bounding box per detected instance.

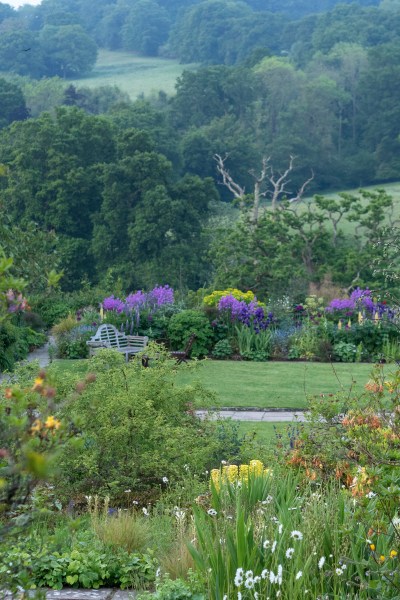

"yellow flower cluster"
[210,460,269,491]
[31,415,61,434]
[203,288,262,307]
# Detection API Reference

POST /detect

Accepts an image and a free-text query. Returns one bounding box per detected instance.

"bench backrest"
[90,324,127,348]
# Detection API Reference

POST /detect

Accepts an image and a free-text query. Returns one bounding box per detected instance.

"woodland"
[0,0,399,297]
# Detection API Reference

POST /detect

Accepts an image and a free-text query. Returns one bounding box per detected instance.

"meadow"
[70,49,198,99]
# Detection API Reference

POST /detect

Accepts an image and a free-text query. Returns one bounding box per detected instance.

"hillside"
[70,49,198,100]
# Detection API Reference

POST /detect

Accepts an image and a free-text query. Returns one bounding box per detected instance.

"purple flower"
[103,296,125,313]
[126,291,147,308]
[148,285,174,306]
[326,298,354,312]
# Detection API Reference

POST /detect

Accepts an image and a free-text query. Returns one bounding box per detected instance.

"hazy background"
[7,0,42,7]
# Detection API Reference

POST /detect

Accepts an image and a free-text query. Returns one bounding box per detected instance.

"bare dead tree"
[214,154,246,210]
[214,153,314,221]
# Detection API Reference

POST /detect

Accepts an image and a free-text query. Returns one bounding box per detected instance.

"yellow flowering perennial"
[203,288,262,307]
[210,460,270,491]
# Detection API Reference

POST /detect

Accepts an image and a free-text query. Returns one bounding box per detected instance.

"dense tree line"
[0,0,393,75]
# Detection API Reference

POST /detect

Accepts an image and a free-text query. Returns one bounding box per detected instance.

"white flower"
[254,593,259,600]
[278,523,283,535]
[271,541,277,553]
[245,570,253,578]
[156,568,161,578]
[223,596,227,600]
[244,578,254,589]
[234,568,243,587]
[263,539,271,549]
[392,517,400,528]
[262,495,273,504]
[277,564,283,585]
[261,569,269,579]
[124,489,131,493]
[174,509,185,520]
[237,593,242,600]
[254,576,261,583]
[269,570,277,584]
[286,548,295,559]
[291,530,303,541]
[142,507,149,516]
[162,477,169,484]
[296,571,303,580]
[184,464,190,471]
[132,500,139,505]
[336,568,343,576]
[366,491,376,499]
[221,460,227,465]
[207,508,217,517]
[318,556,326,570]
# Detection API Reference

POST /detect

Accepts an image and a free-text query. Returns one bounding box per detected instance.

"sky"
[7,0,42,7]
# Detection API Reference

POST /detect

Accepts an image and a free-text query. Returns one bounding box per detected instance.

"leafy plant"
[211,339,232,359]
[333,341,358,362]
[168,310,214,357]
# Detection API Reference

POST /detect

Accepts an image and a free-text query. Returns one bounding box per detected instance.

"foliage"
[211,339,233,360]
[138,573,205,600]
[53,346,236,499]
[189,462,367,600]
[0,528,157,591]
[167,310,214,357]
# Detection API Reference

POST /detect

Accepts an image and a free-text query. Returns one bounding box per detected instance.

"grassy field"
[177,360,380,409]
[70,49,198,99]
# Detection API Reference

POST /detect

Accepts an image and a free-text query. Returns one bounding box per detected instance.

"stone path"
[0,339,52,384]
[2,590,136,599]
[195,409,307,422]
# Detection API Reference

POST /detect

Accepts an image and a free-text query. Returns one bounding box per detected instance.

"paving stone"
[111,590,137,600]
[45,590,114,600]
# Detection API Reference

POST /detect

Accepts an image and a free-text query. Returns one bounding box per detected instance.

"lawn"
[70,49,198,99]
[237,421,298,444]
[51,358,382,410]
[177,360,379,409]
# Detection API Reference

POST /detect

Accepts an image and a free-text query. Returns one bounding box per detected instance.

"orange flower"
[4,388,13,399]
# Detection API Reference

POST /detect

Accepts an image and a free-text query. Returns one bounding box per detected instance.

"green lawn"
[70,49,198,99]
[49,358,383,410]
[237,421,299,444]
[177,360,379,409]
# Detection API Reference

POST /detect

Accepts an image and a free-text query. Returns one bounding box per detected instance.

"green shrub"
[54,346,228,500]
[168,310,214,357]
[333,341,358,362]
[211,339,232,359]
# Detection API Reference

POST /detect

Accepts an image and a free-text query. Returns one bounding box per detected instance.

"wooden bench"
[87,324,148,362]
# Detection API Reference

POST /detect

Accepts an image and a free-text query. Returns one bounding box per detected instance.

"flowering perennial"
[210,459,270,492]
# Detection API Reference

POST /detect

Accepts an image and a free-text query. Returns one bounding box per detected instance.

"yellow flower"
[370,544,376,551]
[226,464,238,483]
[379,555,385,563]
[249,460,264,476]
[239,464,249,481]
[34,377,44,386]
[31,419,42,433]
[44,415,61,430]
[390,550,398,558]
[210,469,221,492]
